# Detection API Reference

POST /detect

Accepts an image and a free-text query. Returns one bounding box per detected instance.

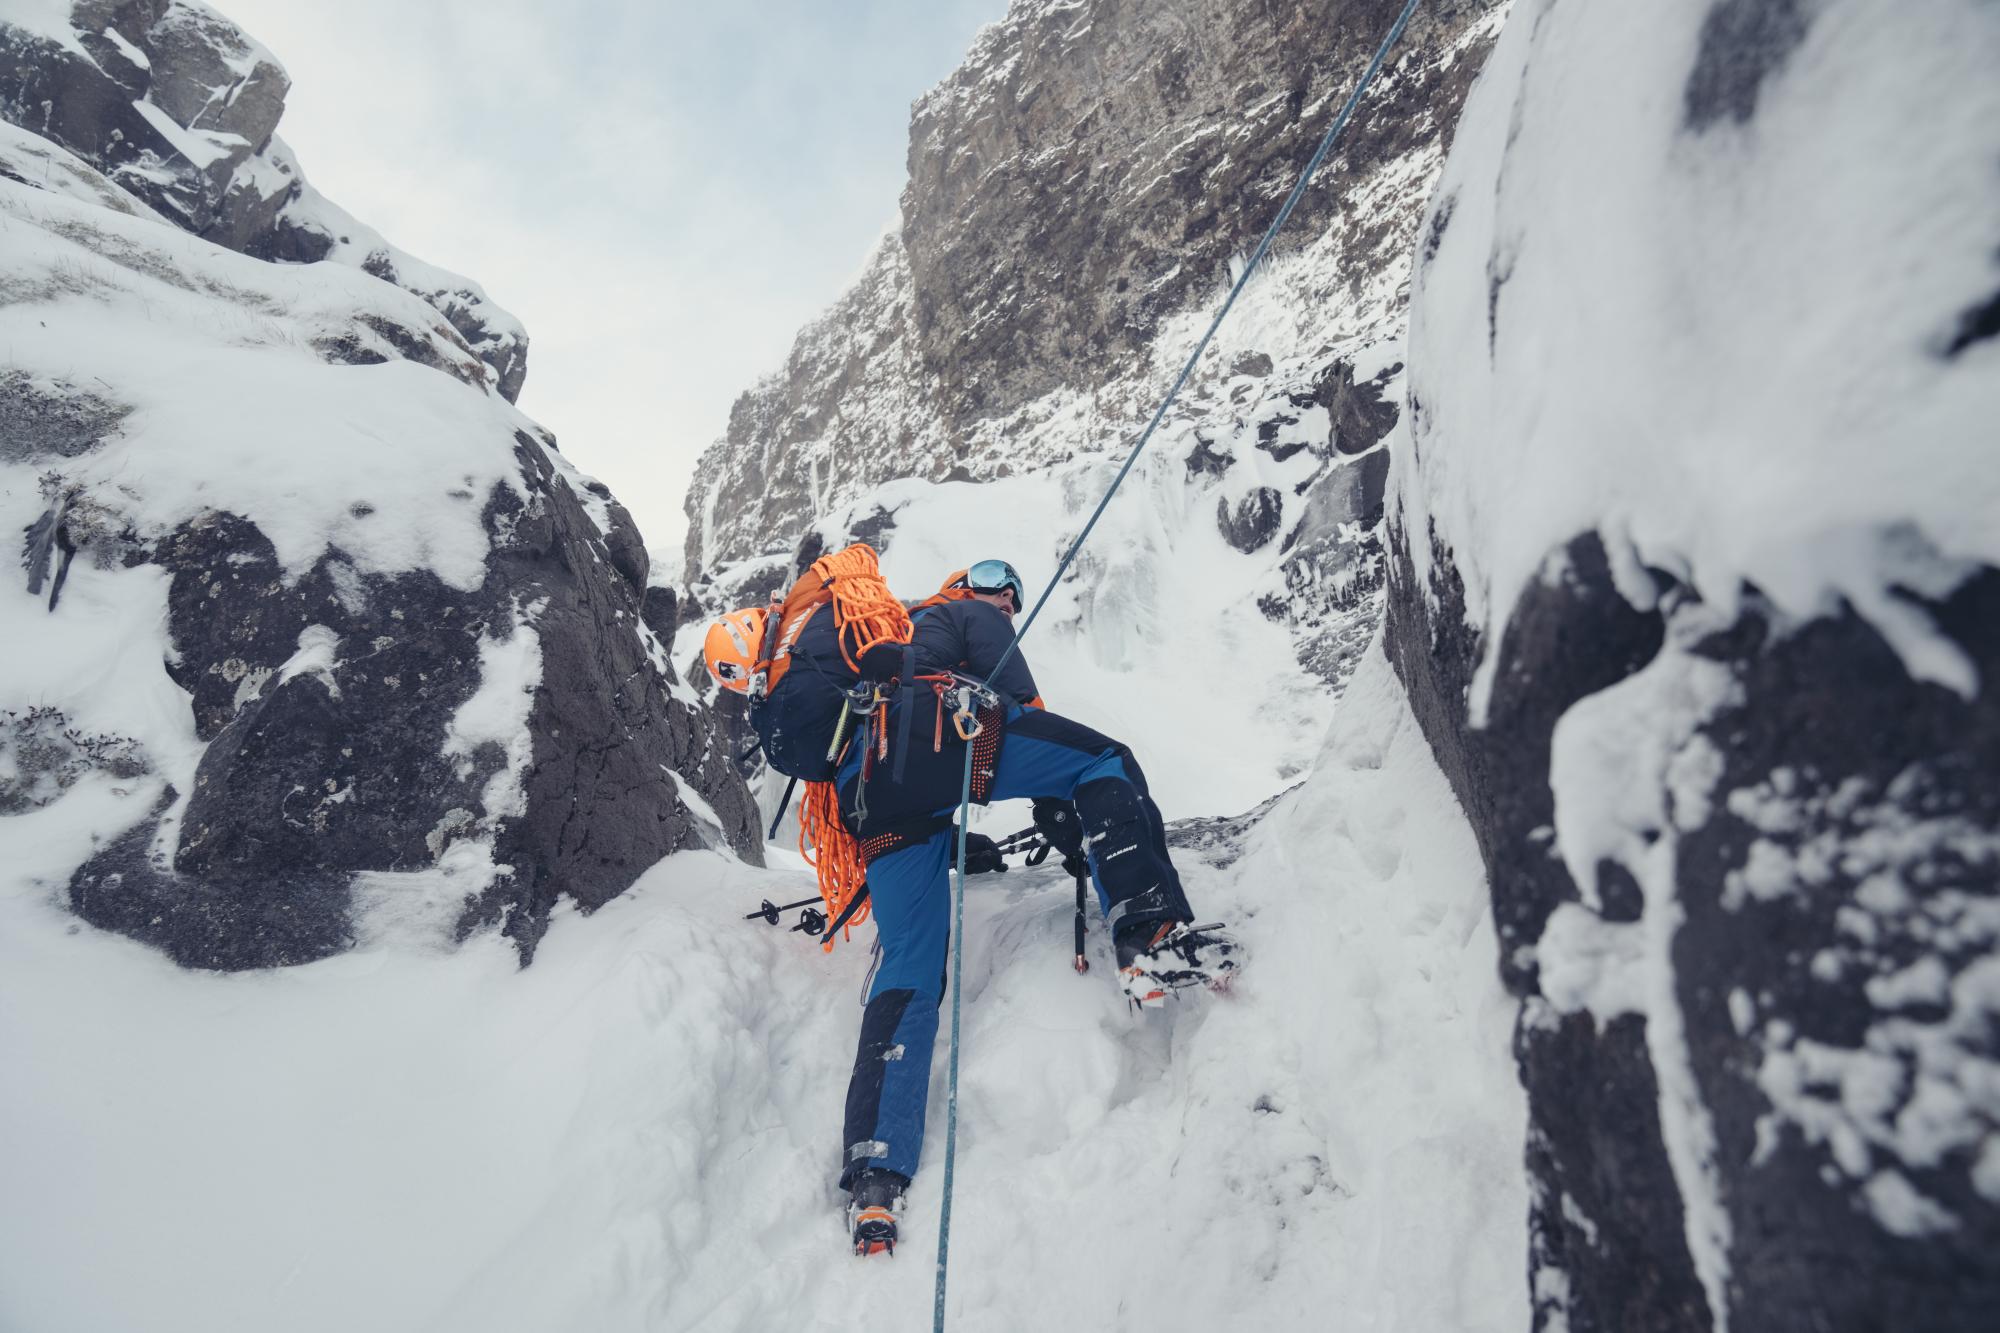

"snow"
[0,120,168,220]
[442,611,544,821]
[0,645,1528,1331]
[1862,1170,1958,1239]
[129,95,243,170]
[1397,0,2000,719]
[1535,903,1645,1025]
[0,174,528,589]
[0,0,90,56]
[101,23,150,70]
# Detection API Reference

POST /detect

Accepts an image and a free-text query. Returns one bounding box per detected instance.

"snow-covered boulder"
[1384,1,2000,1326]
[0,0,528,400]
[2,64,757,969]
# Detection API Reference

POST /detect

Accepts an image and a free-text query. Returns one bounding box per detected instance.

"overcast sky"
[219,0,1008,558]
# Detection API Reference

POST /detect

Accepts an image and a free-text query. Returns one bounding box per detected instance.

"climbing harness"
[930,1,1428,1324]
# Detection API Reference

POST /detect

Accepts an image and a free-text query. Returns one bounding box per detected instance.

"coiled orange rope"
[781,544,910,948]
[798,778,869,950]
[813,544,912,672]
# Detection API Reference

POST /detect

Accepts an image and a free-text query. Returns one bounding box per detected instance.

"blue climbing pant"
[838,705,1191,1187]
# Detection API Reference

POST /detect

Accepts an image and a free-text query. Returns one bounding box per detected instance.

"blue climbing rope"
[934,742,975,1332]
[930,1,1425,1326]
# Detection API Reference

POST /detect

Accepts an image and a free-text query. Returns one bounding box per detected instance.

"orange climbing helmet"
[703,606,769,695]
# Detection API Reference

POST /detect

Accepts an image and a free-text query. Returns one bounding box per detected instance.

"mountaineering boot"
[1115,919,1239,1005]
[848,1167,907,1256]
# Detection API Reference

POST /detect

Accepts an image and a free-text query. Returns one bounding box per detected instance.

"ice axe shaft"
[1072,862,1090,974]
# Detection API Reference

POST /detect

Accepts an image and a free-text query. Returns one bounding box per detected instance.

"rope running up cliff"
[932,1,1430,1328]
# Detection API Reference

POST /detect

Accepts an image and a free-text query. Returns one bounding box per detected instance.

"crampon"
[848,1168,905,1257]
[1116,920,1240,1007]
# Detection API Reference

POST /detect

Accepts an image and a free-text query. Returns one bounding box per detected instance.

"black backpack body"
[749,606,859,782]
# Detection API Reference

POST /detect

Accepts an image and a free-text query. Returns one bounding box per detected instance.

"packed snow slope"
[1383,0,2000,1328]
[0,647,1525,1333]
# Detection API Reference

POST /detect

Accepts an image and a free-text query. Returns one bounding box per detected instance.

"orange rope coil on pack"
[773,544,911,951]
[812,544,912,671]
[797,780,869,950]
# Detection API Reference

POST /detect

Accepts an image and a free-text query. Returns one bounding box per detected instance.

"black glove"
[959,829,1007,875]
[1031,798,1085,860]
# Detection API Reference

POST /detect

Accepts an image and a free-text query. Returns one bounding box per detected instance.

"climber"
[838,557,1234,1256]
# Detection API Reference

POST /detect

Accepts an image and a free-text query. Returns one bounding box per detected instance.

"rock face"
[2,15,758,970]
[684,0,1507,614]
[0,1,528,401]
[1384,1,2000,1328]
[69,438,760,969]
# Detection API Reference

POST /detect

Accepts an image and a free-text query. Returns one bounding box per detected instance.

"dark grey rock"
[901,0,1501,430]
[590,486,649,593]
[640,584,680,645]
[1257,448,1392,688]
[1683,0,1812,131]
[1185,435,1234,479]
[69,438,761,971]
[1945,283,2000,359]
[1315,357,1402,456]
[1217,486,1283,553]
[1254,390,1322,463]
[1672,571,2000,1331]
[1383,512,2000,1327]
[795,503,899,579]
[1284,447,1389,555]
[1382,529,1695,1327]
[138,3,287,149]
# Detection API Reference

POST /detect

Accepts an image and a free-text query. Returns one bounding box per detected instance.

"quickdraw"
[826,679,894,766]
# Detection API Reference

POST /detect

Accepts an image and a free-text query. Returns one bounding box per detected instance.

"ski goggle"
[962,558,1025,610]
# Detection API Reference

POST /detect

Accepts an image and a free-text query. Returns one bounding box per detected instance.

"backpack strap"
[889,642,919,784]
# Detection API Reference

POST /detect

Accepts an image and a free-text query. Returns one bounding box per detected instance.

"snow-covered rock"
[1384,0,2000,1326]
[0,0,528,399]
[0,35,757,968]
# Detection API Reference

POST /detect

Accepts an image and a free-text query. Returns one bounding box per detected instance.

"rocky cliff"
[1384,1,2000,1327]
[683,0,1505,709]
[1,2,759,969]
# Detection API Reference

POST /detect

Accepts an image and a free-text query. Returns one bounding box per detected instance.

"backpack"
[748,543,911,782]
[745,544,912,950]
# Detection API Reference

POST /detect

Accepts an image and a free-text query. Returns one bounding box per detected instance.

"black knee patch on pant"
[841,988,914,1189]
[1077,776,1191,931]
